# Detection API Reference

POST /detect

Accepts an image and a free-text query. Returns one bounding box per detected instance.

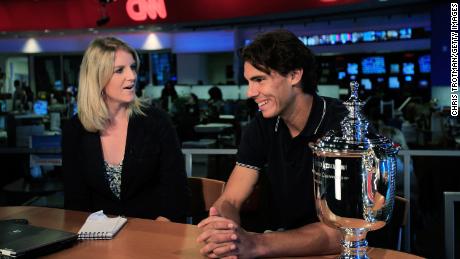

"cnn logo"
[126,0,167,21]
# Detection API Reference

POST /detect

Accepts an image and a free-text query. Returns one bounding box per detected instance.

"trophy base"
[338,228,369,259]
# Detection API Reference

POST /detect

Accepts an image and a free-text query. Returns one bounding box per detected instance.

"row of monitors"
[338,55,430,75]
[31,85,248,116]
[32,76,426,116]
[31,100,77,116]
[355,76,429,90]
[298,28,415,46]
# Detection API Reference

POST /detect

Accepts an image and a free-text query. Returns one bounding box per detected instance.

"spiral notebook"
[77,210,127,240]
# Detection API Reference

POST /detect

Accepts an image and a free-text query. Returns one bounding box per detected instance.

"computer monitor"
[375,31,387,41]
[361,78,372,90]
[351,32,361,43]
[0,115,5,131]
[338,71,346,80]
[298,36,307,46]
[403,63,415,75]
[0,100,6,112]
[362,56,386,74]
[387,30,398,39]
[307,36,320,46]
[390,64,400,74]
[347,63,359,75]
[54,80,63,91]
[340,33,351,44]
[404,75,413,82]
[389,77,400,89]
[33,100,48,116]
[329,34,338,45]
[399,28,412,39]
[363,31,375,42]
[418,54,431,73]
[72,103,78,116]
[319,35,328,45]
[418,79,429,88]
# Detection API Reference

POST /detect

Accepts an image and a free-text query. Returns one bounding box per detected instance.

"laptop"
[0,221,78,258]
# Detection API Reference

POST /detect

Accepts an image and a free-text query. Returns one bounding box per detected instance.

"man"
[12,80,26,111]
[197,29,349,258]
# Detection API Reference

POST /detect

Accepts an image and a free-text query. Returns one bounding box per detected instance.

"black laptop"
[0,221,78,258]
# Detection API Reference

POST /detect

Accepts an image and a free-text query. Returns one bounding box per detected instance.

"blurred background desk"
[194,123,233,134]
[0,206,424,259]
[194,123,235,148]
[0,145,62,207]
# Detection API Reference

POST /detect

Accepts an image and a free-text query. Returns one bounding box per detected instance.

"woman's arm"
[62,119,92,211]
[155,112,190,222]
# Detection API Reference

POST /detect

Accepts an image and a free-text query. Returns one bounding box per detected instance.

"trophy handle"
[362,149,385,220]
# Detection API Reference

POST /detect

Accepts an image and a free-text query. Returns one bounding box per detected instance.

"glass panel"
[137,53,150,96]
[150,51,176,85]
[34,55,60,93]
[62,55,83,90]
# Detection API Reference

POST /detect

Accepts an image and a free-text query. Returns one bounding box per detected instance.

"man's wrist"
[249,232,269,258]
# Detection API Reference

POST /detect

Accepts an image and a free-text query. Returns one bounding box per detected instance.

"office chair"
[187,177,225,224]
[444,192,460,259]
[367,195,408,250]
[2,134,63,207]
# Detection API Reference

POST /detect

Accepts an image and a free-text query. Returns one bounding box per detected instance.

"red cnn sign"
[126,0,168,21]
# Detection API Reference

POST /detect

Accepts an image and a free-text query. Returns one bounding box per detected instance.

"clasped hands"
[197,207,256,259]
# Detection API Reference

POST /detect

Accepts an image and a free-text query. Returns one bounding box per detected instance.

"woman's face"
[103,49,137,108]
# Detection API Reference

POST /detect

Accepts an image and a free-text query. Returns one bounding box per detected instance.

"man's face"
[244,62,297,118]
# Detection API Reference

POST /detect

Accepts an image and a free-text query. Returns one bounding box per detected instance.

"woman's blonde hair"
[77,36,145,132]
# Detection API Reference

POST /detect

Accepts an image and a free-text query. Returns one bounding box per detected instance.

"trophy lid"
[310,81,397,156]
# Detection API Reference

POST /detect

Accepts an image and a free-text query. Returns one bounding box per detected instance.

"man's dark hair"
[240,29,318,94]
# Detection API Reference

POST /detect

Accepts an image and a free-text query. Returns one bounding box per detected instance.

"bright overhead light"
[142,33,163,50]
[22,38,42,53]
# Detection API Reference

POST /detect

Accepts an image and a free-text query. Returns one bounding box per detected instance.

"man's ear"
[290,69,303,86]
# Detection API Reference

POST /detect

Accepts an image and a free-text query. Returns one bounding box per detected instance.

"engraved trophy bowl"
[309,81,399,259]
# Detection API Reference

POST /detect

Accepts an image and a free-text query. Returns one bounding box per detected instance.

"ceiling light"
[96,0,114,26]
[96,16,110,26]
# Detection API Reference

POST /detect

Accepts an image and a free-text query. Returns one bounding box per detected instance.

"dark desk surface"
[2,178,62,194]
[0,206,424,259]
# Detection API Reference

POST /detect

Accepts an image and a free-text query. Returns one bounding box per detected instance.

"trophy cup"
[309,81,399,259]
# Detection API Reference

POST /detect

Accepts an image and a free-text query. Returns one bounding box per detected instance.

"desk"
[0,206,423,259]
[194,123,235,149]
[194,123,233,134]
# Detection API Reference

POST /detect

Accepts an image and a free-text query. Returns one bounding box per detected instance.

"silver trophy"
[309,81,399,259]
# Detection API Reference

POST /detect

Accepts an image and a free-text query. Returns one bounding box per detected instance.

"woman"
[62,37,189,222]
[160,80,178,112]
[206,86,224,122]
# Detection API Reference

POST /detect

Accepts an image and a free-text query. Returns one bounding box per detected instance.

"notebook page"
[78,210,127,240]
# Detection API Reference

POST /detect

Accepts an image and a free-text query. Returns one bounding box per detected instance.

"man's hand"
[197,207,258,259]
[154,216,170,222]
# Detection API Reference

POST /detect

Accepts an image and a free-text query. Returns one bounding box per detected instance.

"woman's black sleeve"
[155,112,190,222]
[62,119,92,212]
